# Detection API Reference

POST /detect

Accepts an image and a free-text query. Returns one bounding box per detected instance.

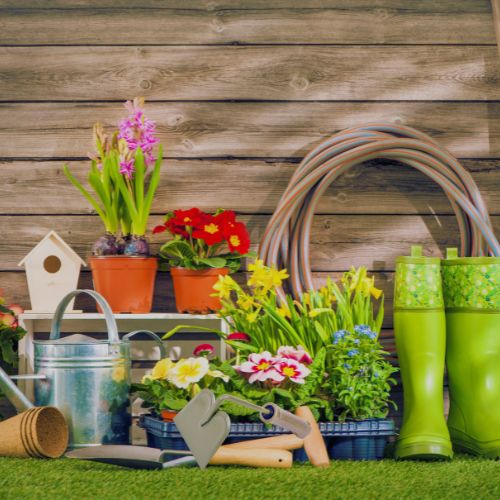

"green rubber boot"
[393,246,453,460]
[443,249,500,458]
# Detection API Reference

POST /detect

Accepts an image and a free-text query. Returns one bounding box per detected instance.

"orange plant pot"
[170,267,229,315]
[161,409,179,422]
[89,256,158,314]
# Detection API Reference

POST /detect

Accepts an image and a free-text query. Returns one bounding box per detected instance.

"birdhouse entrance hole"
[43,255,62,274]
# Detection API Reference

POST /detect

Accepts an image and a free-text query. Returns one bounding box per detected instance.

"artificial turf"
[2,448,500,500]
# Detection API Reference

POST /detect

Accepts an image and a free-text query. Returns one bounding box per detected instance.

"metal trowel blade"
[66,445,196,470]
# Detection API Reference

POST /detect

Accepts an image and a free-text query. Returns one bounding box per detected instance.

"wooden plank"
[0,270,397,327]
[2,159,500,215]
[0,214,480,271]
[0,8,496,45]
[3,46,500,101]
[0,0,492,10]
[2,102,500,158]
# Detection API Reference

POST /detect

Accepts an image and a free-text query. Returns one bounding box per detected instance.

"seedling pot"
[170,267,228,315]
[89,256,157,313]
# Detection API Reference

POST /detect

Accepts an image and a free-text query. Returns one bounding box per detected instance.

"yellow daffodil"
[251,267,289,292]
[277,304,292,318]
[348,267,383,299]
[246,311,259,323]
[248,259,265,273]
[141,358,174,383]
[208,370,230,382]
[302,292,312,308]
[237,296,256,311]
[320,286,336,304]
[167,357,209,389]
[213,274,236,299]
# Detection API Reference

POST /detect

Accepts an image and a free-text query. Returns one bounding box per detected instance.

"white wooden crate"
[17,313,230,445]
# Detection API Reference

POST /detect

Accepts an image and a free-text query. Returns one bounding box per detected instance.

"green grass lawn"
[1,450,500,500]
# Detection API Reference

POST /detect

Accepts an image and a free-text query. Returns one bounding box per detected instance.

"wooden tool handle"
[210,447,292,468]
[294,406,330,468]
[222,434,304,451]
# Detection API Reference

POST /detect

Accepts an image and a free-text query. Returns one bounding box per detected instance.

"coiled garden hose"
[259,123,500,365]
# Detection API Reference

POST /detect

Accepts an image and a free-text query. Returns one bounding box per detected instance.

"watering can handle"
[122,330,166,359]
[50,289,119,343]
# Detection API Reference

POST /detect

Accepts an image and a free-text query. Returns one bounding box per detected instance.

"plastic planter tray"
[137,414,396,462]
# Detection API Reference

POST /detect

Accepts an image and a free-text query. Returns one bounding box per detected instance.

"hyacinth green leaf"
[88,172,118,232]
[142,144,162,234]
[111,152,140,230]
[102,155,111,200]
[63,164,110,229]
[134,147,145,221]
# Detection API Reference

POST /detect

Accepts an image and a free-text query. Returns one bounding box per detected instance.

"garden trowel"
[173,388,312,470]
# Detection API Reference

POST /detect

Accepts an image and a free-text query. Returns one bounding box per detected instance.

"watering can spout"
[0,365,35,414]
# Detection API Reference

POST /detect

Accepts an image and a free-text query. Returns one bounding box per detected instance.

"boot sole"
[394,442,453,461]
[452,440,500,460]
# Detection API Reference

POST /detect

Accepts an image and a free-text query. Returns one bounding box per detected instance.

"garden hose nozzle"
[393,246,453,461]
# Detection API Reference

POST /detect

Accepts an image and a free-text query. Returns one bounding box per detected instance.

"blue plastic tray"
[137,414,395,462]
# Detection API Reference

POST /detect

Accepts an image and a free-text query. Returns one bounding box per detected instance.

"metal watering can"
[0,289,166,450]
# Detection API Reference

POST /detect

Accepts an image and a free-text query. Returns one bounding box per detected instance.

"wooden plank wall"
[1,0,499,427]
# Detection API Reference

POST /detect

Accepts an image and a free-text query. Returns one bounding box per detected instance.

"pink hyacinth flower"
[239,351,283,384]
[275,358,311,384]
[118,155,135,179]
[277,345,313,365]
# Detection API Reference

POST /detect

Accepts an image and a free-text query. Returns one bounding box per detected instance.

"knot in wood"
[140,80,151,89]
[212,18,224,32]
[167,114,184,126]
[290,76,309,91]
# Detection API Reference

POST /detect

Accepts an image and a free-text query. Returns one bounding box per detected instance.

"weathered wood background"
[1,0,498,426]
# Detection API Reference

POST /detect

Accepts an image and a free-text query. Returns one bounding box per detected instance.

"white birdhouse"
[18,230,87,313]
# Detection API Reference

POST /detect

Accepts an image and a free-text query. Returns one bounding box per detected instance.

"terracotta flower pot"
[89,256,158,314]
[170,267,229,315]
[161,409,179,422]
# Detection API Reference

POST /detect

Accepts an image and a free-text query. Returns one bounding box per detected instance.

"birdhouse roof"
[18,230,87,267]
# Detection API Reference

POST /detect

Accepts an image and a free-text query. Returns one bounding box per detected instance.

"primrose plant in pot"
[153,208,257,314]
[63,97,162,313]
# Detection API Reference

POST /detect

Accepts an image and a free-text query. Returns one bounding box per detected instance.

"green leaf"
[194,257,227,268]
[63,164,110,230]
[141,145,162,234]
[296,347,326,400]
[158,392,189,411]
[160,240,196,261]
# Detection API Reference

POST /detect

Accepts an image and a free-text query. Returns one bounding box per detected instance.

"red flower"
[153,224,167,234]
[216,210,236,230]
[227,332,251,343]
[166,218,189,239]
[224,222,250,254]
[173,208,204,227]
[192,215,224,246]
[194,344,214,357]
